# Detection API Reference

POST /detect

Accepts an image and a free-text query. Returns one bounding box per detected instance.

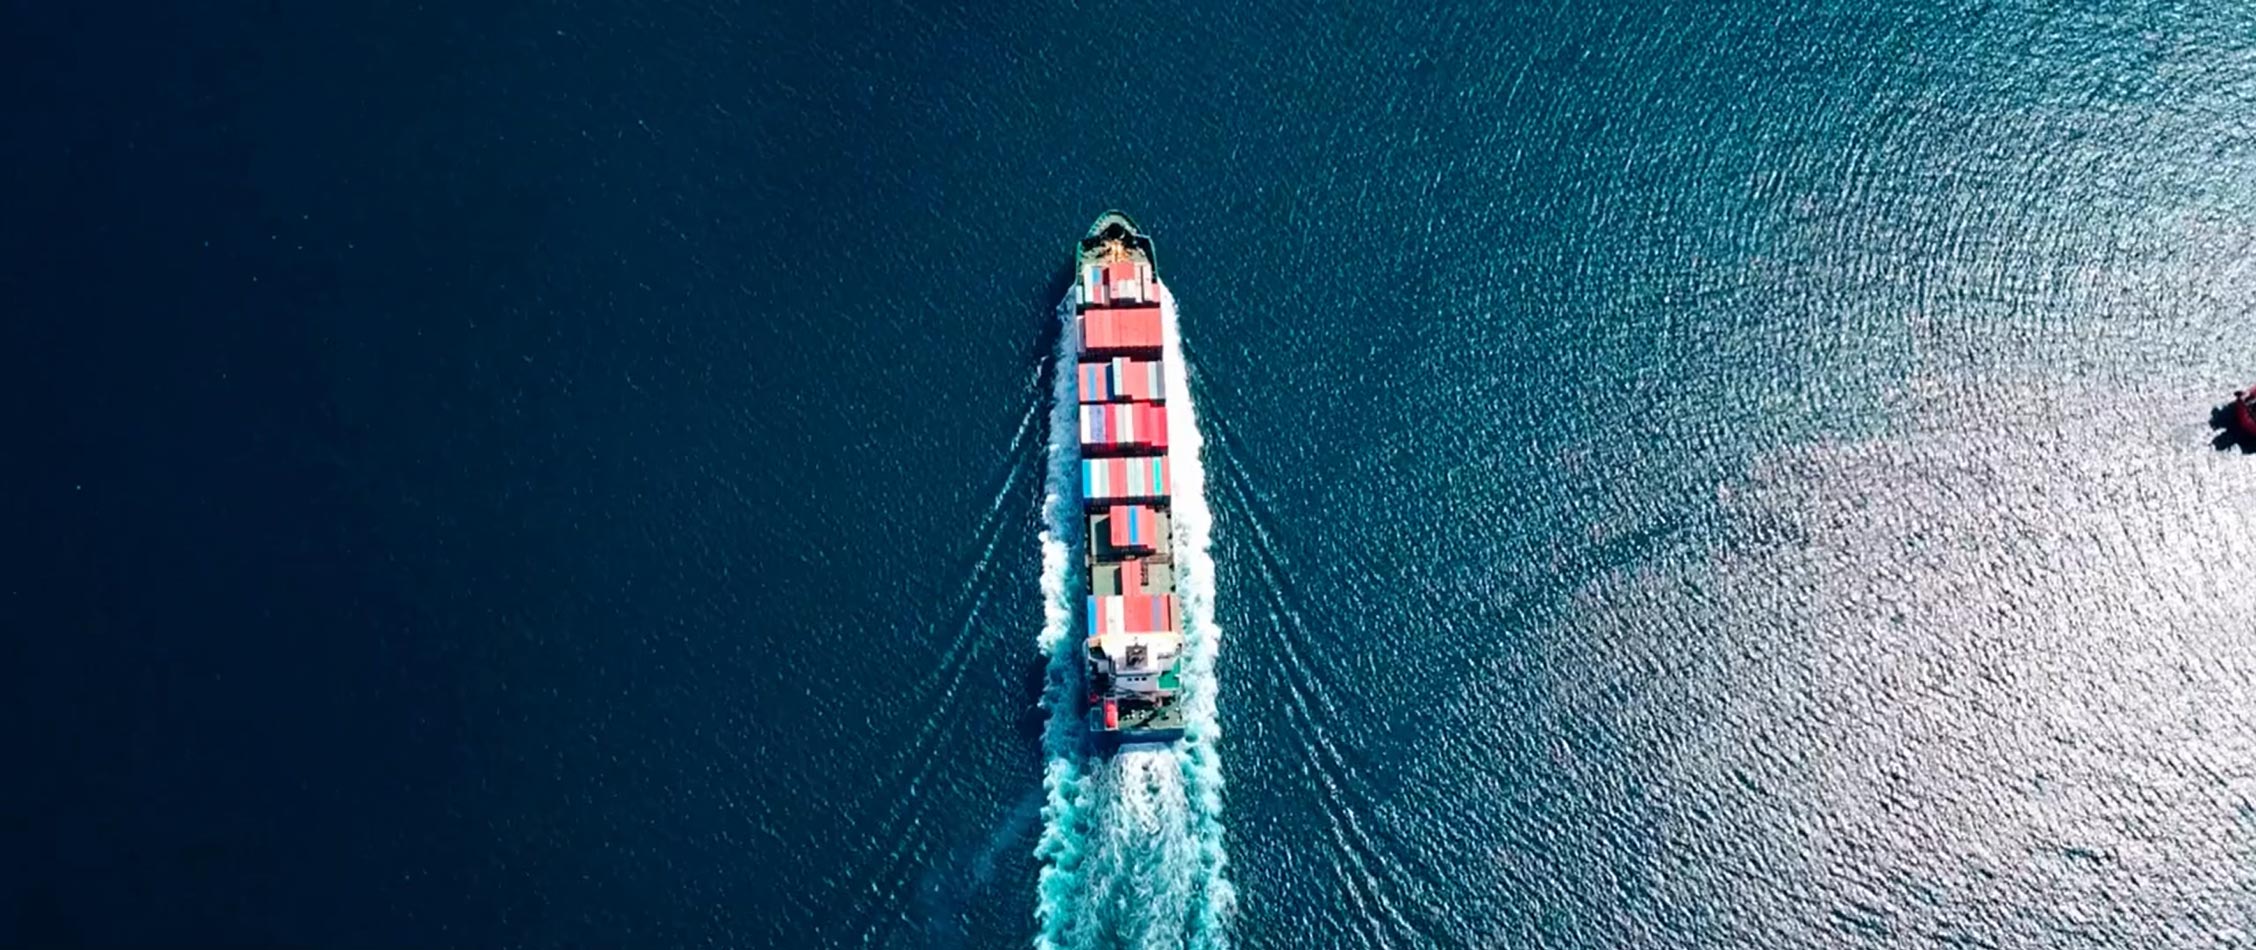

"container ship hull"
[1069,212,1186,745]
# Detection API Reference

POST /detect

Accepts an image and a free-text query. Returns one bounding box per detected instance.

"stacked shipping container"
[1085,593,1178,639]
[1074,358,1165,403]
[1108,504,1159,550]
[1077,237,1188,725]
[1077,402,1170,451]
[1112,357,1164,401]
[1081,456,1170,502]
[1076,362,1108,403]
[1078,307,1164,353]
[1074,260,1156,308]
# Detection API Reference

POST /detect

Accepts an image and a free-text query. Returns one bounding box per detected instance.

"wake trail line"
[846,381,1054,947]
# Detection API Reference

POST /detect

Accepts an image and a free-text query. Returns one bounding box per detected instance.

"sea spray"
[1032,283,1234,949]
[1156,284,1236,944]
[1033,294,1091,949]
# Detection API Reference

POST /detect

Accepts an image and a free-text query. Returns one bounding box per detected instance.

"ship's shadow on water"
[2207,403,2255,453]
[1013,262,1081,753]
[1016,655,1050,746]
[1024,263,1076,366]
[905,262,1083,949]
[911,789,1047,950]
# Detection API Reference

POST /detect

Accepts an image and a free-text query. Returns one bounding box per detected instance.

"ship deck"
[1105,694,1187,736]
[1079,211,1156,271]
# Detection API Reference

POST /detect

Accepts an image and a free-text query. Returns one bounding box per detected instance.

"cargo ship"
[1070,212,1186,745]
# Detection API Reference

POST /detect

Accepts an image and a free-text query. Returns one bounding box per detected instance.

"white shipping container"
[1102,596,1125,637]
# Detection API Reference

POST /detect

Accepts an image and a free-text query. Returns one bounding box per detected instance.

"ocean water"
[10,0,2256,947]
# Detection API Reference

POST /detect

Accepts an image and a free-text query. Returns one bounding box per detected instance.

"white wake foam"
[1033,285,1234,950]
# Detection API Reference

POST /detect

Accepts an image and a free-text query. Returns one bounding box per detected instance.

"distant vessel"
[2234,388,2256,438]
[1068,212,1185,744]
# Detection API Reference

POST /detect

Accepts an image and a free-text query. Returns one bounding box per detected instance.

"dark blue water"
[11,1,2256,946]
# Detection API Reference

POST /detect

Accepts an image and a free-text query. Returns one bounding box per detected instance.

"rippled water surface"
[15,0,2256,946]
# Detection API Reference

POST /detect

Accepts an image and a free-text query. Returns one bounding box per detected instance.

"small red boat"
[2236,389,2256,437]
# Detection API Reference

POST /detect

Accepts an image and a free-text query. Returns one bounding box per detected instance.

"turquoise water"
[13,0,2256,946]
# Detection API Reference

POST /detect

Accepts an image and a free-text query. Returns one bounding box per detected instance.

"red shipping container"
[1139,311,1161,347]
[1078,315,1100,352]
[1128,308,1162,347]
[1100,586,1173,631]
[1111,358,1157,401]
[1120,505,1159,549]
[1078,362,1109,403]
[1082,308,1163,353]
